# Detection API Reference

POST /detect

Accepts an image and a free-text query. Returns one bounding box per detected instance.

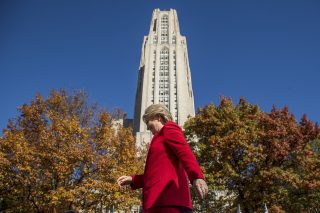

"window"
[161,15,169,44]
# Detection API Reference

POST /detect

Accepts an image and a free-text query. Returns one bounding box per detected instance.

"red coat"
[131,121,204,210]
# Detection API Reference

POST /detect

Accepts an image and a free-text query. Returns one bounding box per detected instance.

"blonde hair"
[143,104,173,124]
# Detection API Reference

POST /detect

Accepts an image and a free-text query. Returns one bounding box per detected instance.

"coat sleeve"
[163,122,204,183]
[131,174,144,190]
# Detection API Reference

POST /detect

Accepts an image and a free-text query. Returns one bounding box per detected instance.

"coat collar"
[156,121,175,136]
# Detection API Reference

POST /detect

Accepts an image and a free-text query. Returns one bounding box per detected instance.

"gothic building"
[133,9,195,146]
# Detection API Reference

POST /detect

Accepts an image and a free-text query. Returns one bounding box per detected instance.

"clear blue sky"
[1,0,319,132]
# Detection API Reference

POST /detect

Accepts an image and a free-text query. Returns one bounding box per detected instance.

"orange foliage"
[0,90,144,212]
[185,97,320,212]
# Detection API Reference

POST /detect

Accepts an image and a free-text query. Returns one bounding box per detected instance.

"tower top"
[149,8,181,35]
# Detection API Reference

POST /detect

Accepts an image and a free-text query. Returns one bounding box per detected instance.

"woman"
[117,104,208,213]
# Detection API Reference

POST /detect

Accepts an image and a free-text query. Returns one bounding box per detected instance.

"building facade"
[133,9,195,146]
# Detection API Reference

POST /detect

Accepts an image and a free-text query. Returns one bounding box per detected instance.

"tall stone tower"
[133,9,195,146]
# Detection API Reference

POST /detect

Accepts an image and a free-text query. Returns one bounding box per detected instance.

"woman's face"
[146,118,164,135]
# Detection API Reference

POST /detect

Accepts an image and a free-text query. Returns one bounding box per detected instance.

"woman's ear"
[159,115,166,124]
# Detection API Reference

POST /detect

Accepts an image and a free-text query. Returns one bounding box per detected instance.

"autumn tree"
[0,90,144,212]
[256,108,320,212]
[184,97,320,212]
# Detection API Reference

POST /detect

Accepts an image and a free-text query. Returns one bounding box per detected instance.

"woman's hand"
[117,176,132,187]
[193,179,208,199]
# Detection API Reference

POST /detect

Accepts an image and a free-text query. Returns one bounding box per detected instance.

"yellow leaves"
[0,90,144,211]
[49,187,76,207]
